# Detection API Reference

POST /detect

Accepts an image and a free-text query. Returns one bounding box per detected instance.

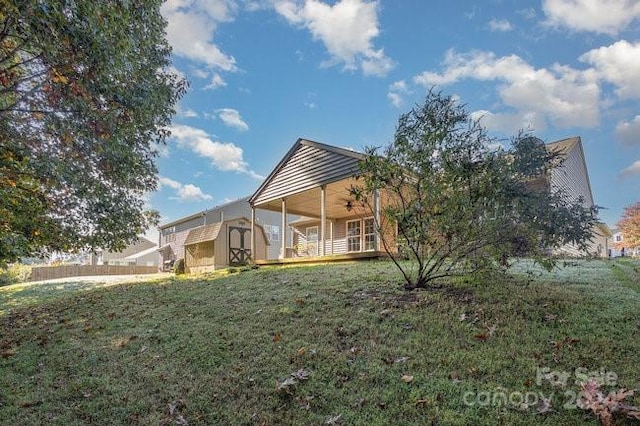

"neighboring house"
[546,137,611,257]
[609,229,639,257]
[248,137,609,262]
[183,217,269,274]
[90,237,158,267]
[158,197,294,270]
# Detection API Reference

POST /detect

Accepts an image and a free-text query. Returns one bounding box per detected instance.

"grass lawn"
[1,259,639,425]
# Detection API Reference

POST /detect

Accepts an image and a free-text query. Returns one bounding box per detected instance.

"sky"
[149,0,640,233]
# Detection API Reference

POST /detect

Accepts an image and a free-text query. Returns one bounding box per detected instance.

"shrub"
[0,263,32,286]
[173,258,185,275]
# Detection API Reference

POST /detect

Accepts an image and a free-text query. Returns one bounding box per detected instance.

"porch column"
[320,185,326,256]
[330,220,334,255]
[373,189,380,251]
[281,198,287,259]
[250,207,256,261]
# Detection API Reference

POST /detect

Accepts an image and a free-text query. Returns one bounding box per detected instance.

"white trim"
[346,219,362,252]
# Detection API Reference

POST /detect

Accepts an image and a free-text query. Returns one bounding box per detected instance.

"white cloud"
[414,49,600,130]
[274,0,394,76]
[158,176,213,201]
[192,68,210,79]
[579,40,640,99]
[616,115,640,146]
[178,184,214,201]
[387,80,411,108]
[204,73,227,90]
[168,124,263,179]
[158,176,182,190]
[620,160,640,177]
[488,18,514,32]
[215,108,249,131]
[517,8,537,20]
[161,0,238,71]
[542,0,640,35]
[470,110,542,133]
[176,104,199,118]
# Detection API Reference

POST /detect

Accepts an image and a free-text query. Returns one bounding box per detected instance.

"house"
[183,217,269,273]
[546,137,611,257]
[158,197,294,271]
[248,137,608,263]
[609,229,638,257]
[90,237,158,267]
[248,139,390,263]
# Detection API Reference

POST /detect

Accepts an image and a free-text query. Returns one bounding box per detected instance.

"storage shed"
[183,217,269,273]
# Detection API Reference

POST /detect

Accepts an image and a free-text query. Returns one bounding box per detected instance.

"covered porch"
[249,139,388,262]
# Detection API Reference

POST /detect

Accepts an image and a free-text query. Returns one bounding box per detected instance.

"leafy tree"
[616,201,640,249]
[0,0,187,266]
[351,91,599,289]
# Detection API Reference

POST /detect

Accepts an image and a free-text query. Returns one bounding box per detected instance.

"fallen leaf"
[459,313,467,321]
[401,374,414,383]
[536,396,553,414]
[394,356,409,364]
[474,333,489,341]
[276,377,297,391]
[487,324,497,337]
[325,413,343,425]
[292,368,312,380]
[297,346,306,355]
[272,333,282,342]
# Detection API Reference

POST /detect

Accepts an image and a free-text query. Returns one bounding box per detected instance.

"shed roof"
[183,217,270,246]
[183,223,222,246]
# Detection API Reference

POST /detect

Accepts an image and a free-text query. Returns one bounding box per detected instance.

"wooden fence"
[29,265,158,282]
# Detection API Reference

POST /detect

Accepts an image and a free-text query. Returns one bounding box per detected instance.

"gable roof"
[547,136,579,156]
[159,196,250,230]
[183,217,270,246]
[546,136,595,207]
[249,138,364,206]
[183,222,223,246]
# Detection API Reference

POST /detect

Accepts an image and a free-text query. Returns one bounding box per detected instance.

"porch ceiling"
[255,177,366,220]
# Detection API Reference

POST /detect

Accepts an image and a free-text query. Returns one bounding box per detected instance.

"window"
[306,226,318,256]
[162,226,176,244]
[264,224,280,242]
[347,220,361,252]
[364,218,376,251]
[615,235,622,242]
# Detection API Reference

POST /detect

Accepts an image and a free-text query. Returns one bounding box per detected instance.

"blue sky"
[149,0,640,232]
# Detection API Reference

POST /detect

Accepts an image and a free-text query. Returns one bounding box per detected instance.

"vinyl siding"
[159,199,293,262]
[252,142,362,205]
[550,143,594,208]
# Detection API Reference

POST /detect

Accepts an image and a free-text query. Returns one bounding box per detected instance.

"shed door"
[229,226,251,266]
